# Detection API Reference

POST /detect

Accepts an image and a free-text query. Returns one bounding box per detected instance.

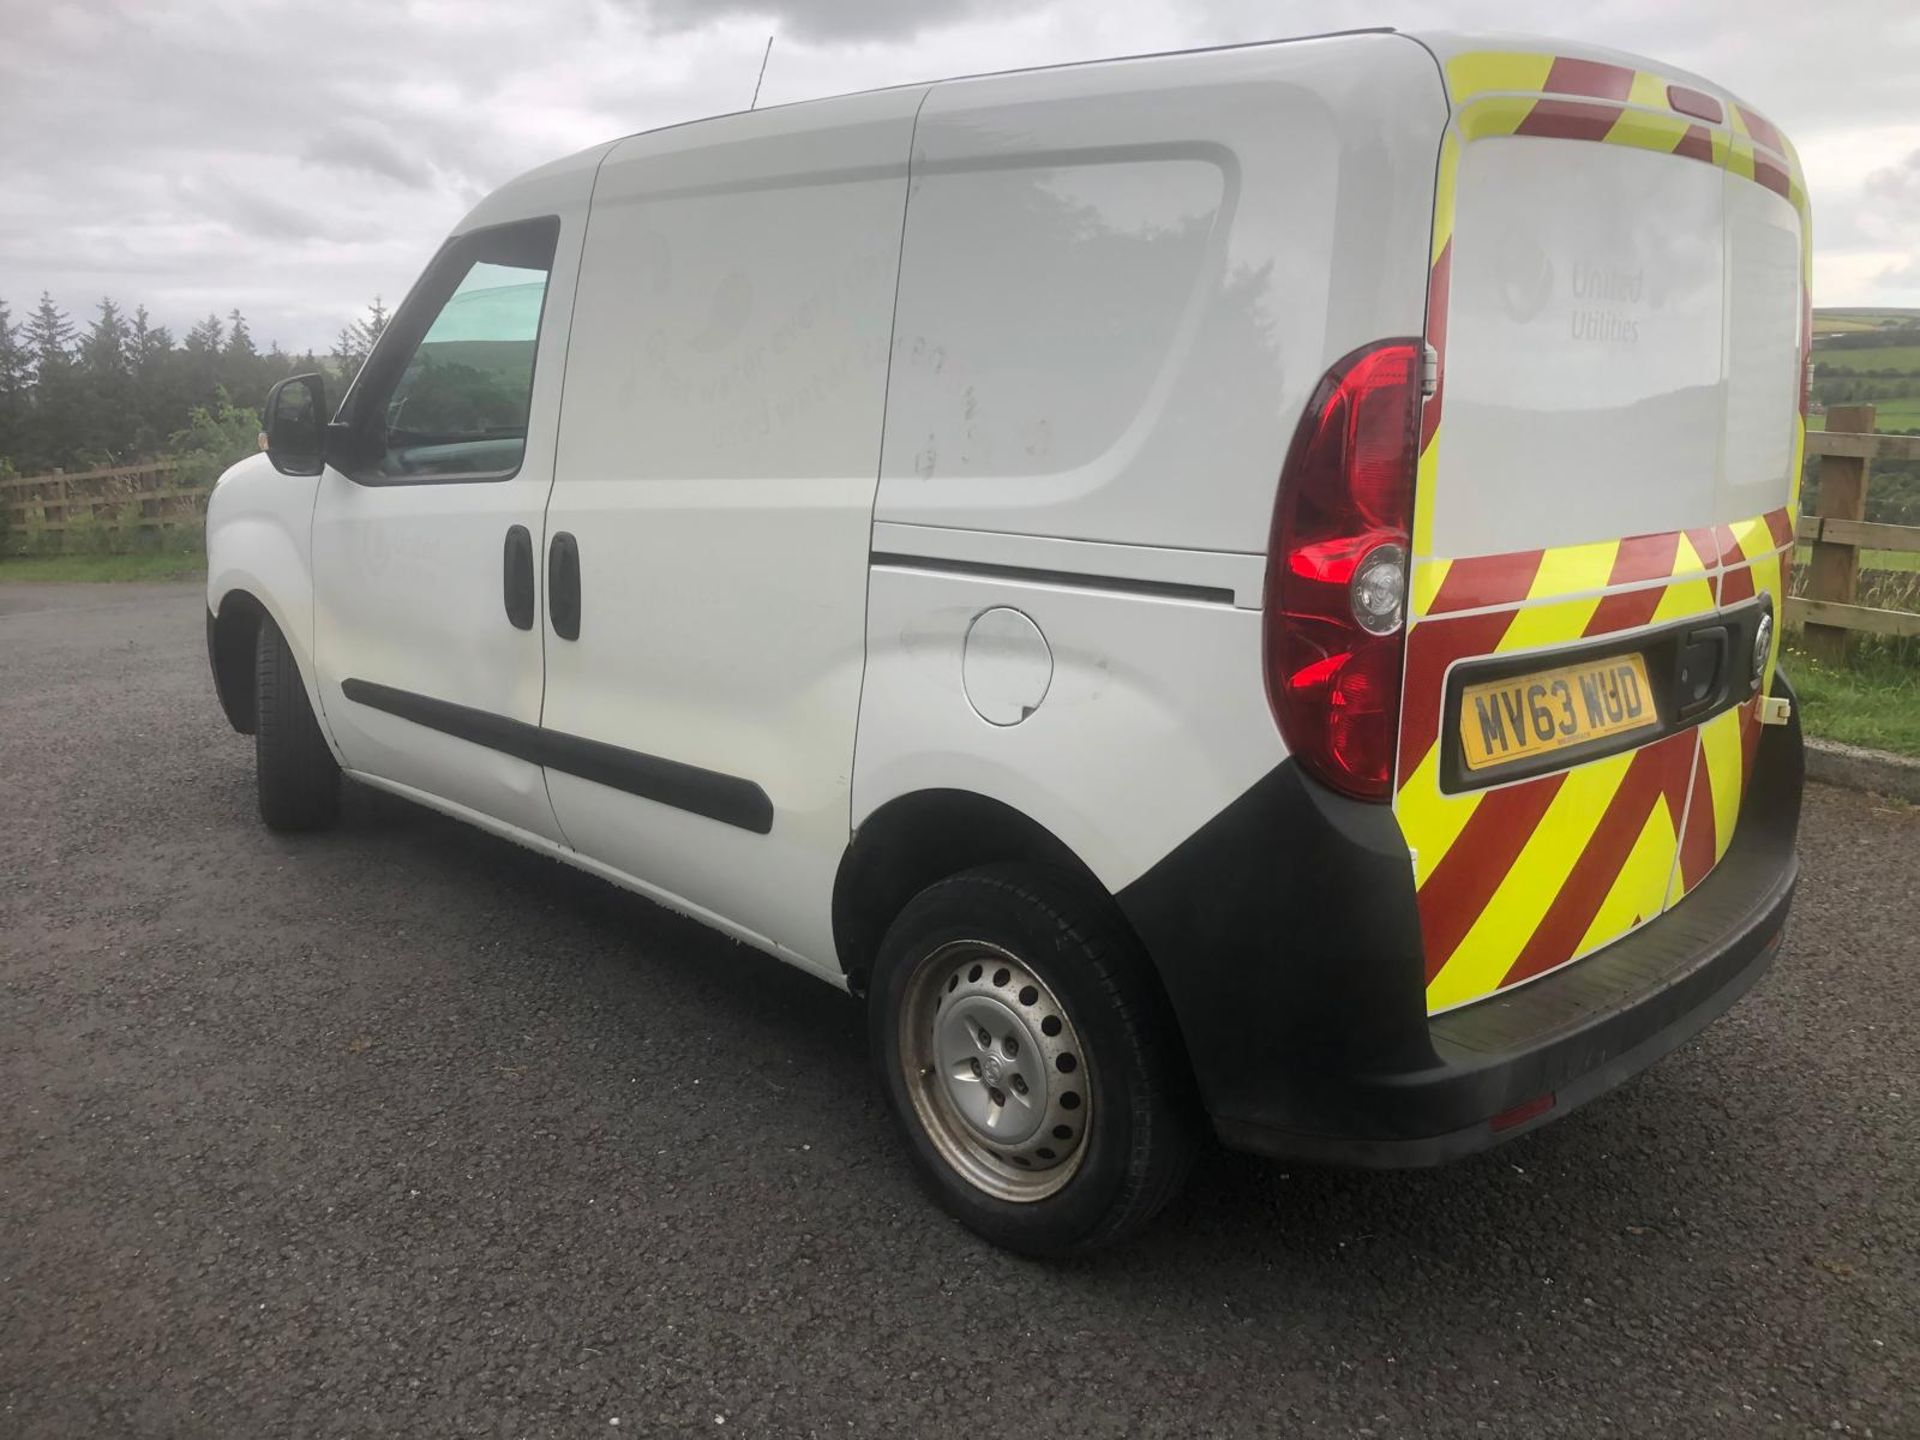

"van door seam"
[846,84,935,858]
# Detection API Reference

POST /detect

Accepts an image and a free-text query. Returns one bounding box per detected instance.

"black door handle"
[503,525,534,630]
[548,531,581,641]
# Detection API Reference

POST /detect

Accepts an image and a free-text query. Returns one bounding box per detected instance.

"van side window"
[346,217,559,483]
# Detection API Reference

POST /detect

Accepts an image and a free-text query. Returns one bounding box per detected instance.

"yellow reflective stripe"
[1730,516,1776,563]
[1651,574,1717,624]
[1396,743,1480,891]
[1529,537,1620,599]
[1603,106,1691,157]
[1425,749,1634,1011]
[1412,558,1451,617]
[1675,529,1714,576]
[1413,436,1441,570]
[1699,709,1745,862]
[1626,70,1666,110]
[1444,51,1554,103]
[1497,591,1602,655]
[1581,800,1678,954]
[1727,134,1757,181]
[1457,94,1538,142]
[1432,130,1460,264]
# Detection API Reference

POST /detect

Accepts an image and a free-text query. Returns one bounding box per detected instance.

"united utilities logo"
[1569,260,1643,345]
[1500,244,1555,323]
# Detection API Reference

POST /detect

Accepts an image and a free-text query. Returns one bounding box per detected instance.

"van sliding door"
[534,87,927,973]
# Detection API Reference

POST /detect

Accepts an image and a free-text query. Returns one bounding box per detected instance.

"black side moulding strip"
[340,679,774,834]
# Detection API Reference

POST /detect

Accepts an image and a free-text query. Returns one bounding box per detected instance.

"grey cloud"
[645,0,1016,42]
[4,0,1920,348]
[304,119,438,188]
[173,176,349,245]
[1865,150,1920,214]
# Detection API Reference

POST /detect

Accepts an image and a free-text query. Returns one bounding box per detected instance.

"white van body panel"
[539,88,927,977]
[852,33,1444,882]
[204,454,331,744]
[854,569,1275,891]
[873,34,1446,555]
[304,148,603,844]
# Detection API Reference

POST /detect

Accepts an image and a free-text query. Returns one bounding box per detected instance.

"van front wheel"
[870,865,1196,1256]
[254,615,340,832]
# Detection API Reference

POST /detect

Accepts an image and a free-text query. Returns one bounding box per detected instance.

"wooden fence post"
[1802,404,1875,666]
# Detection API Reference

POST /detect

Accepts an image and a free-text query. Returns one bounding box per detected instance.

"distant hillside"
[1814,306,1920,337]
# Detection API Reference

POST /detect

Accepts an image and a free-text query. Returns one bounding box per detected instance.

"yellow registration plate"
[1460,653,1658,772]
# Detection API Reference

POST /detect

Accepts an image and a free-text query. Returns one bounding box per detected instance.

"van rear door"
[1397,44,1807,1013]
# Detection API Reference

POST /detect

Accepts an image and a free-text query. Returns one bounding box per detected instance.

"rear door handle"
[503,525,535,630]
[548,531,581,641]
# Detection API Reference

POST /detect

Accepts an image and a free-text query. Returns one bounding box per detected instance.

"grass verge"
[1785,640,1920,758]
[0,552,207,583]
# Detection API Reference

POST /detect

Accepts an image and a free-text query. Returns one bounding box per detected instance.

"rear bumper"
[1118,674,1803,1167]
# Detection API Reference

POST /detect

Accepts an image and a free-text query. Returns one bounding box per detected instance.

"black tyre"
[870,864,1197,1256]
[254,615,340,832]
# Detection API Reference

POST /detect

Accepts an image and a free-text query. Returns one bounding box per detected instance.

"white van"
[207,30,1808,1254]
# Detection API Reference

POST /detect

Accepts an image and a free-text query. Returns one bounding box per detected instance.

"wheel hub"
[901,940,1092,1202]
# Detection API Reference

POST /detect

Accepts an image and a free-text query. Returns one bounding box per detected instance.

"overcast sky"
[2,0,1915,354]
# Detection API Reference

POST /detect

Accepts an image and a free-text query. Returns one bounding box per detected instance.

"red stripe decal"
[1673,124,1715,164]
[1683,528,1720,571]
[1418,775,1567,983]
[1501,736,1688,987]
[1516,98,1622,144]
[1668,86,1724,124]
[1739,700,1762,789]
[1397,610,1516,783]
[1611,531,1682,586]
[1427,550,1545,614]
[1677,747,1717,893]
[1420,240,1452,451]
[1736,105,1786,154]
[1583,584,1664,638]
[1720,562,1756,605]
[1714,524,1742,567]
[1754,155,1792,198]
[1763,507,1795,549]
[1545,57,1637,101]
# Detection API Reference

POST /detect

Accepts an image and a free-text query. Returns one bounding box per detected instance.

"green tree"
[82,298,139,463]
[0,299,27,466]
[22,293,85,470]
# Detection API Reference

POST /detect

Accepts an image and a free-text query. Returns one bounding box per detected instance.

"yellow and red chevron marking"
[1400,49,1808,1013]
[1395,511,1791,1011]
[1440,51,1806,209]
[1671,698,1767,899]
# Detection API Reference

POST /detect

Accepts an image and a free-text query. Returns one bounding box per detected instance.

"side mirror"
[261,373,329,477]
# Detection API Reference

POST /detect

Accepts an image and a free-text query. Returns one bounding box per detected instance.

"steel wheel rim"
[899,938,1092,1202]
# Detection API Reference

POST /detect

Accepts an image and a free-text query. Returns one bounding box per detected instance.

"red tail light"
[1264,341,1422,800]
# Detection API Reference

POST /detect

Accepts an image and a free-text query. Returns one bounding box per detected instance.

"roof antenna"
[750,34,774,110]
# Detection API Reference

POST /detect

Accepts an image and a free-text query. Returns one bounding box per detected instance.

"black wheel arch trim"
[1114,671,1805,1160]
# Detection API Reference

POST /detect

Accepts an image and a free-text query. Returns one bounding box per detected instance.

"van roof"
[466,28,1779,230]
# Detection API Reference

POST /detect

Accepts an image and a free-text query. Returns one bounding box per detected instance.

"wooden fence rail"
[1788,405,1920,659]
[0,458,207,552]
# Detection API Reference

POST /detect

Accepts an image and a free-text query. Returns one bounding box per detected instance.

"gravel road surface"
[2,580,1915,1437]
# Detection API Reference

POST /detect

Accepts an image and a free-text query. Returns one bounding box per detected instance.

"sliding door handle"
[502,525,535,630]
[548,531,581,641]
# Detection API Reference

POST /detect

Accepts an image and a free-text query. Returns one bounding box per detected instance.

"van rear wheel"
[254,615,340,832]
[870,864,1196,1256]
